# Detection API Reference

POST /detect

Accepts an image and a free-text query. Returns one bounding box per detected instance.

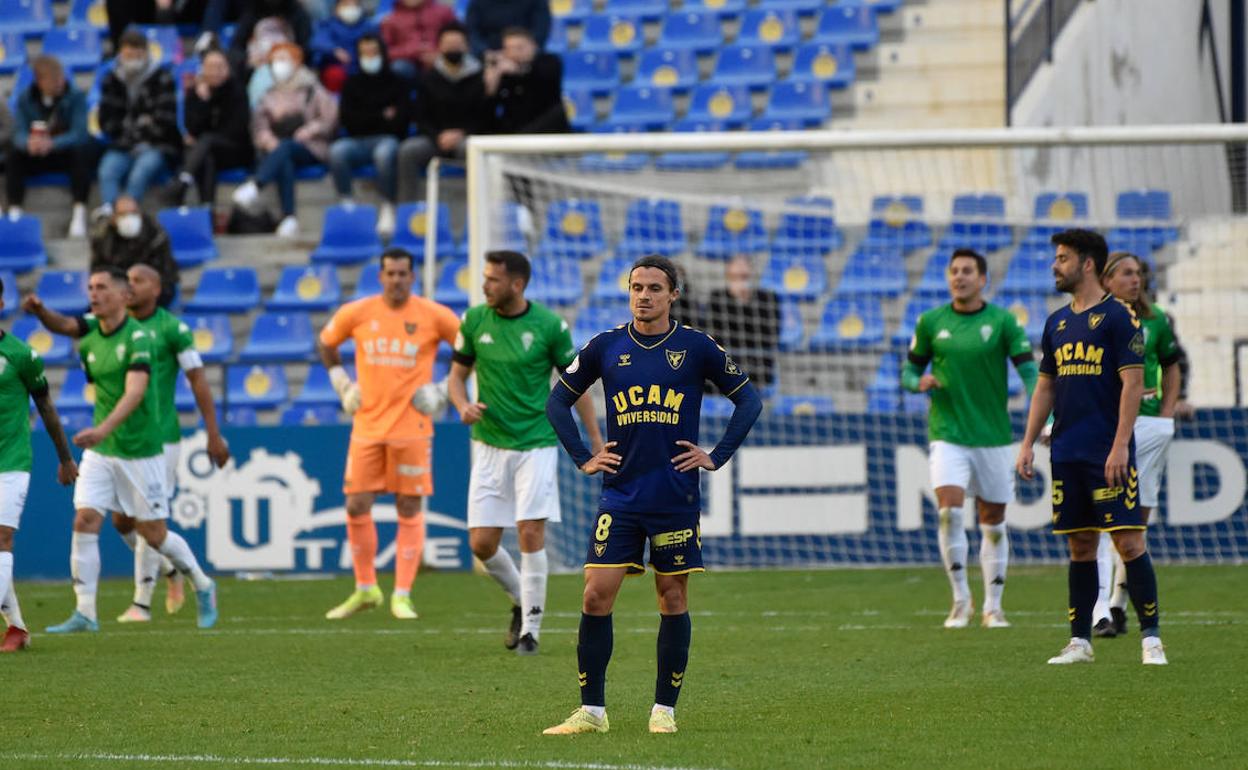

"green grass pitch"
[3,564,1246,769]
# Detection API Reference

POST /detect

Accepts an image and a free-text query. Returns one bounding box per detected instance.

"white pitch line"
[0,752,728,770]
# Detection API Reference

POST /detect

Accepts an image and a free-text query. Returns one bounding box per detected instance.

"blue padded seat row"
[312,203,383,265]
[815,5,879,50]
[579,14,646,56]
[182,313,233,363]
[778,299,805,352]
[866,195,932,252]
[239,312,315,362]
[390,201,465,260]
[712,45,775,90]
[41,26,103,72]
[0,32,25,75]
[227,365,288,409]
[55,367,93,413]
[158,206,218,267]
[637,48,699,91]
[999,246,1057,294]
[658,10,723,53]
[837,246,906,298]
[538,199,608,259]
[697,204,768,258]
[791,43,856,89]
[281,404,347,426]
[549,0,594,24]
[12,316,72,364]
[573,299,630,349]
[0,0,53,37]
[294,364,348,408]
[562,50,621,94]
[68,0,109,30]
[773,197,844,254]
[655,120,733,171]
[994,291,1048,341]
[687,84,753,127]
[36,270,87,314]
[184,267,260,313]
[607,85,675,131]
[808,298,885,350]
[1110,189,1178,248]
[527,258,583,307]
[434,259,472,307]
[603,0,668,21]
[267,265,341,312]
[760,252,827,302]
[0,213,49,272]
[773,394,836,417]
[738,9,802,50]
[617,198,686,258]
[564,89,596,131]
[683,0,747,16]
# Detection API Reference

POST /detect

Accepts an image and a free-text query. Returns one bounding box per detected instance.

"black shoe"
[1110,606,1129,636]
[1092,617,1118,638]
[515,632,539,656]
[504,605,522,650]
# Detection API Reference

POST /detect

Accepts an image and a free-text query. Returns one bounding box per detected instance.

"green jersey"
[78,315,161,459]
[908,302,1033,447]
[453,301,578,451]
[1139,303,1180,417]
[0,330,49,473]
[132,307,196,444]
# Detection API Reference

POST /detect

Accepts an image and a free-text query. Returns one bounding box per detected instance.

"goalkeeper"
[902,249,1038,629]
[317,248,460,621]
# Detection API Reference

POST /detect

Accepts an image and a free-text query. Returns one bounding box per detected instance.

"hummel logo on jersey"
[665,349,686,370]
[521,331,535,351]
[617,354,631,367]
[478,333,494,344]
[936,329,952,340]
[1088,313,1105,330]
[980,324,992,342]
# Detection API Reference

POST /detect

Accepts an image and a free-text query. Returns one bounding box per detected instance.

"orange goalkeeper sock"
[394,514,426,594]
[346,514,378,589]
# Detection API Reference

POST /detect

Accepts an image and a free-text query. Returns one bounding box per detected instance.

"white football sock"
[120,530,138,550]
[482,548,521,605]
[156,531,213,591]
[133,538,164,608]
[978,522,1009,614]
[1109,547,1129,610]
[2,579,24,631]
[71,532,101,622]
[519,548,548,639]
[0,551,16,629]
[1093,532,1113,622]
[937,507,971,604]
[652,704,675,716]
[583,705,606,719]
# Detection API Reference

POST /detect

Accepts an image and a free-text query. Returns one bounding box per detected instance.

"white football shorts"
[0,471,31,530]
[929,440,1016,505]
[73,450,168,521]
[1134,415,1175,509]
[164,442,180,500]
[467,441,561,529]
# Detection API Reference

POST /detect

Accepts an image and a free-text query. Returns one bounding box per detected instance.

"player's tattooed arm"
[32,391,78,485]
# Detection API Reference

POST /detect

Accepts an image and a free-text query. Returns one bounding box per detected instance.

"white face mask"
[337,4,362,24]
[360,55,382,74]
[271,59,294,82]
[116,213,142,239]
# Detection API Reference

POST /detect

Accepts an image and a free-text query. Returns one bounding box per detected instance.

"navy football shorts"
[1050,460,1145,534]
[584,509,704,575]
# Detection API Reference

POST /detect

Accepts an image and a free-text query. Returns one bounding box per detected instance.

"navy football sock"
[655,612,692,708]
[577,613,613,708]
[1069,560,1098,640]
[1124,552,1160,638]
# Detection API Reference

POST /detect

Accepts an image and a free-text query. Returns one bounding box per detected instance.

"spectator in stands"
[381,0,457,80]
[105,0,209,53]
[90,195,179,307]
[0,103,12,158]
[233,43,339,238]
[96,29,182,214]
[328,34,409,237]
[231,0,313,74]
[484,27,569,135]
[6,55,95,238]
[398,21,486,202]
[172,47,253,213]
[700,255,780,388]
[466,0,550,56]
[309,0,379,93]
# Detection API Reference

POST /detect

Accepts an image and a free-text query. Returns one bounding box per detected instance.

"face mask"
[337,5,362,24]
[120,57,148,78]
[116,214,142,239]
[271,59,294,82]
[443,50,464,65]
[360,55,382,74]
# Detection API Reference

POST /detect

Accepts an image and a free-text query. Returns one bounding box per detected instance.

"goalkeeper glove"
[328,365,361,414]
[411,379,449,416]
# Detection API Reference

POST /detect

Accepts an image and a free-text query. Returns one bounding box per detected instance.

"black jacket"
[416,66,488,140]
[701,288,781,387]
[340,68,411,139]
[466,0,551,54]
[98,63,182,161]
[89,215,180,308]
[184,75,252,150]
[490,53,569,134]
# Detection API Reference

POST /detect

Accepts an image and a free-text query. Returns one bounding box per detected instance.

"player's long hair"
[1103,252,1155,319]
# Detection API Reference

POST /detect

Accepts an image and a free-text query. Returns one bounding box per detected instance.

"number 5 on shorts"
[595,513,613,542]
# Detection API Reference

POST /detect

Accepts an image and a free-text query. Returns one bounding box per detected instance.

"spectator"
[329,34,410,237]
[700,255,780,388]
[465,0,550,56]
[172,47,253,212]
[232,42,338,238]
[105,0,208,52]
[6,55,96,237]
[398,21,486,202]
[381,0,456,80]
[97,28,182,213]
[309,0,379,93]
[231,0,313,73]
[484,27,569,135]
[244,16,298,108]
[89,195,180,307]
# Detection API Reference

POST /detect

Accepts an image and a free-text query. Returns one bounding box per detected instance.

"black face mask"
[443,50,464,65]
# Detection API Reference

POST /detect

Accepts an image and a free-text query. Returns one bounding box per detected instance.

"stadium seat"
[686,84,753,127]
[682,0,746,17]
[12,316,73,365]
[605,85,675,131]
[993,291,1048,342]
[772,198,845,254]
[1110,189,1178,248]
[226,365,288,410]
[866,195,932,252]
[0,270,14,316]
[182,313,233,363]
[573,300,629,348]
[172,372,199,412]
[697,205,768,258]
[762,81,831,127]
[68,0,108,31]
[764,0,825,15]
[0,0,52,37]
[184,267,260,313]
[738,9,801,51]
[773,394,836,417]
[808,298,885,350]
[657,11,723,54]
[36,270,87,314]
[616,198,686,258]
[294,365,343,408]
[280,404,345,426]
[1034,192,1089,221]
[778,299,806,352]
[999,246,1057,294]
[0,33,24,74]
[133,25,182,65]
[916,252,952,294]
[563,88,597,131]
[712,45,776,91]
[0,213,49,272]
[40,26,103,72]
[603,0,668,20]
[865,354,902,413]
[814,6,880,51]
[791,43,856,89]
[545,18,572,54]
[562,50,621,95]
[760,252,828,302]
[655,120,733,171]
[891,291,944,347]
[538,199,608,259]
[577,151,651,174]
[434,259,471,307]
[311,204,382,264]
[735,118,809,169]
[549,0,593,24]
[593,256,634,300]
[701,395,737,419]
[527,258,583,306]
[636,48,699,92]
[835,247,907,298]
[239,312,315,362]
[488,202,531,253]
[352,262,381,300]
[221,406,258,426]
[939,220,1014,254]
[267,265,341,312]
[391,202,462,261]
[55,367,94,413]
[579,14,646,56]
[157,206,218,267]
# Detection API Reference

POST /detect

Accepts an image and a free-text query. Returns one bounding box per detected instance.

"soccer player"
[1016,229,1167,666]
[1092,253,1183,637]
[0,275,77,653]
[902,248,1037,629]
[543,255,762,735]
[319,247,460,620]
[25,264,231,623]
[41,267,218,633]
[448,250,604,655]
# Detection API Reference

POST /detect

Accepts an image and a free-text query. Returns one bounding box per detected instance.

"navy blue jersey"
[1039,295,1145,465]
[557,321,751,515]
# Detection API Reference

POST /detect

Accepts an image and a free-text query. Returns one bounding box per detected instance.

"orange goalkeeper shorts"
[343,436,433,497]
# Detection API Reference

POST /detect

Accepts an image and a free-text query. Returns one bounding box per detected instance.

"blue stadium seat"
[134,25,182,64]
[657,11,723,54]
[736,118,809,169]
[0,213,48,272]
[538,199,607,259]
[891,291,944,347]
[220,406,258,426]
[738,9,801,51]
[281,404,345,426]
[577,151,651,174]
[843,0,903,12]
[573,300,629,348]
[792,43,856,89]
[686,84,753,127]
[0,0,51,37]
[527,258,583,306]
[56,367,94,413]
[866,354,902,413]
[311,204,382,264]
[993,291,1048,342]
[353,263,381,300]
[814,6,880,50]
[655,119,733,171]
[712,45,776,91]
[562,50,621,95]
[579,14,646,56]
[809,298,885,350]
[68,0,108,31]
[184,267,260,313]
[0,270,14,316]
[267,265,341,312]
[605,85,675,131]
[772,198,844,254]
[563,89,597,131]
[682,0,746,18]
[616,198,686,258]
[549,0,594,24]
[941,194,1012,252]
[916,252,951,294]
[226,365,288,410]
[41,26,103,72]
[6,65,33,111]
[761,252,827,302]
[545,18,572,54]
[697,205,768,258]
[999,246,1056,294]
[239,312,315,362]
[488,203,531,253]
[1034,191,1089,221]
[762,81,831,127]
[434,259,471,307]
[836,247,906,298]
[763,0,825,15]
[390,202,461,260]
[293,365,342,408]
[0,33,24,74]
[12,316,72,364]
[865,195,932,252]
[593,256,633,301]
[182,313,233,363]
[173,372,198,412]
[636,48,699,92]
[778,299,805,352]
[36,270,87,314]
[603,0,667,21]
[1110,189,1178,248]
[773,394,836,417]
[954,193,1006,219]
[157,206,218,267]
[701,395,737,419]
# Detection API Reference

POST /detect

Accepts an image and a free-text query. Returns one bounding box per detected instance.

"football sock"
[519,549,548,639]
[2,580,24,631]
[71,531,100,622]
[394,515,425,594]
[937,507,971,604]
[119,530,138,550]
[1093,532,1113,621]
[481,548,521,605]
[133,538,163,609]
[1124,551,1160,638]
[652,704,675,716]
[0,551,15,628]
[1109,547,1129,611]
[345,513,378,590]
[156,531,213,591]
[655,612,691,708]
[578,613,613,708]
[978,522,1009,613]
[1068,560,1098,640]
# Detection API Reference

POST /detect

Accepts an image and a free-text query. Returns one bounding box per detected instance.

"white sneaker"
[1142,637,1168,666]
[92,202,113,222]
[68,204,88,238]
[943,600,973,629]
[981,609,1011,629]
[1047,637,1094,665]
[232,180,259,209]
[377,202,395,238]
[7,206,23,221]
[276,215,299,238]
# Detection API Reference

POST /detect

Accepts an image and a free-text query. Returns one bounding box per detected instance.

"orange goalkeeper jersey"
[320,294,460,441]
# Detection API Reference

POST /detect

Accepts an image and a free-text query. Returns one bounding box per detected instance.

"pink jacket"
[382,1,456,66]
[252,67,339,161]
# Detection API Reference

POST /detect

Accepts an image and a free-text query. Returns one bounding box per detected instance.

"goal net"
[457,126,1248,569]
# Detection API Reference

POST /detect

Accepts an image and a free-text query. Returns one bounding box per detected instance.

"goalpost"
[456,125,1248,569]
